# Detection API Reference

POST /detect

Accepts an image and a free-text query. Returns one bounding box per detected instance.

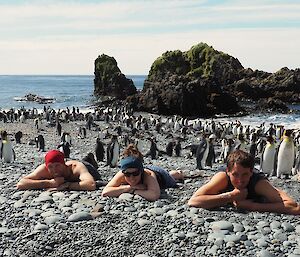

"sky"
[0,0,299,75]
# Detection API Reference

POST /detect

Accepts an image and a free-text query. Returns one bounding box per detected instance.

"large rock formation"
[134,43,243,116]
[224,67,300,103]
[94,43,299,117]
[94,54,137,100]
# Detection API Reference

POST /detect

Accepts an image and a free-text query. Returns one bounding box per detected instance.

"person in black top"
[188,150,300,215]
[102,144,183,201]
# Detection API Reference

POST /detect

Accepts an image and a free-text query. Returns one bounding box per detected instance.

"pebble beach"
[0,113,300,257]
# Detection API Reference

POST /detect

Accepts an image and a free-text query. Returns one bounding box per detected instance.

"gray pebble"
[282,222,295,232]
[44,215,63,225]
[137,219,151,227]
[257,250,276,257]
[68,212,92,222]
[211,221,233,231]
[34,223,49,231]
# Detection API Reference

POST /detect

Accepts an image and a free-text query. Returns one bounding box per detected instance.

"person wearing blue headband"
[102,144,184,201]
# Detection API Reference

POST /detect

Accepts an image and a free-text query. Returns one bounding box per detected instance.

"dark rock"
[133,43,243,117]
[225,67,300,103]
[94,43,300,117]
[255,98,289,113]
[94,54,137,100]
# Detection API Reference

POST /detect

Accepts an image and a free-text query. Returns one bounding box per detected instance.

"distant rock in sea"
[13,93,55,104]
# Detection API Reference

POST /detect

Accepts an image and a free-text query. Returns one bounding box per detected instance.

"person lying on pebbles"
[188,150,300,215]
[102,144,184,201]
[16,150,104,191]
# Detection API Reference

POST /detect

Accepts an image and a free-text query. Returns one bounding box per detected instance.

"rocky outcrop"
[94,43,299,117]
[14,93,55,104]
[94,54,136,100]
[134,43,243,117]
[225,67,300,103]
[255,98,290,113]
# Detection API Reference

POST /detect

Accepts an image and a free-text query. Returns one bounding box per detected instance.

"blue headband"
[120,156,144,172]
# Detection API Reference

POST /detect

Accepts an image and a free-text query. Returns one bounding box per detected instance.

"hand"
[230,188,248,201]
[51,177,65,187]
[233,199,256,210]
[56,182,71,191]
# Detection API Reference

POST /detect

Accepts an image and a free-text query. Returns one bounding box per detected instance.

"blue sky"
[0,0,299,75]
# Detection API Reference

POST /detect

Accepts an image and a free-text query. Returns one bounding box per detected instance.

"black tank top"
[219,168,267,202]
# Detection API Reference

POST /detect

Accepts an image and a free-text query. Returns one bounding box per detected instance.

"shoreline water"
[0,74,299,130]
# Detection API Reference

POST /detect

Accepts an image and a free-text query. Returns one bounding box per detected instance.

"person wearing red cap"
[17,150,98,191]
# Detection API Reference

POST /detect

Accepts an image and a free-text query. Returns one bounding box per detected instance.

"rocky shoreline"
[0,113,300,257]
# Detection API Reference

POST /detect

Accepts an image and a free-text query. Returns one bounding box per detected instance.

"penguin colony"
[0,106,299,180]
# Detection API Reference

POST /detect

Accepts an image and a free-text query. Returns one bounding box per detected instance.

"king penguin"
[276,129,295,178]
[196,134,209,169]
[95,138,105,162]
[106,135,120,168]
[292,141,300,175]
[260,136,276,176]
[1,131,15,163]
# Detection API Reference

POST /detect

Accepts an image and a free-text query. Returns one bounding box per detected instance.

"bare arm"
[133,171,161,201]
[234,180,300,215]
[66,162,96,191]
[188,172,247,209]
[16,164,63,190]
[101,172,132,197]
[102,171,161,201]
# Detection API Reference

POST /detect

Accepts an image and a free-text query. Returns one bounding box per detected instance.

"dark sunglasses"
[122,170,141,177]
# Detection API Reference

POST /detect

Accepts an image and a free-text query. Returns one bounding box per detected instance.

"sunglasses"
[122,170,141,177]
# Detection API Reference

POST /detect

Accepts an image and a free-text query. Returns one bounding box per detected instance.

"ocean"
[0,75,299,129]
[0,75,145,110]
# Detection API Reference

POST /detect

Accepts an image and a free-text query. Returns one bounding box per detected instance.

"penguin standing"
[205,134,216,168]
[79,127,87,138]
[249,132,258,158]
[174,138,182,157]
[223,137,235,163]
[293,144,300,175]
[58,141,71,158]
[260,136,276,176]
[234,134,248,152]
[82,152,99,169]
[56,121,62,136]
[95,138,105,162]
[106,135,120,168]
[196,134,209,170]
[1,131,15,163]
[61,132,72,145]
[145,138,159,160]
[35,135,45,152]
[15,131,23,144]
[276,129,295,178]
[165,141,174,157]
[34,118,41,130]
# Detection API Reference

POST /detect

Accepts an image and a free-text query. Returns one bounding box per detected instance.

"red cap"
[45,150,65,168]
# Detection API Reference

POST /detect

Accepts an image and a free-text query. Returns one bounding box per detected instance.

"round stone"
[211,221,233,231]
[68,212,92,222]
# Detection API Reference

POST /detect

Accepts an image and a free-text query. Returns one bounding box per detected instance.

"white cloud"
[0,0,299,74]
[0,28,299,74]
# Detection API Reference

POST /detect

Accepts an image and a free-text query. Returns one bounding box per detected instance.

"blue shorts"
[145,165,178,189]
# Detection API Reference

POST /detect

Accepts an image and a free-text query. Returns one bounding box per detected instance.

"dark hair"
[226,150,254,172]
[121,144,145,181]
